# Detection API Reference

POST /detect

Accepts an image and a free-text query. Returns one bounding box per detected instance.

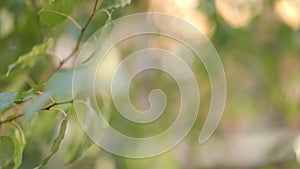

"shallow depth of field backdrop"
[0,0,300,169]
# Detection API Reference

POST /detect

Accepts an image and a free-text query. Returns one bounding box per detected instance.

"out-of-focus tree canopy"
[0,0,299,168]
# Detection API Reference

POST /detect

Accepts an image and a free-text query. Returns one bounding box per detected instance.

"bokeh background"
[0,0,300,168]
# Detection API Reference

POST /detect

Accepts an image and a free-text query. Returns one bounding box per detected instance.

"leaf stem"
[99,9,111,19]
[41,10,83,30]
[11,121,26,143]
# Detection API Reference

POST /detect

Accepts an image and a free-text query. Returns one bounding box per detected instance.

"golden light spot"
[293,135,300,162]
[275,0,300,30]
[148,0,215,37]
[216,0,263,28]
[96,48,121,91]
[0,8,14,38]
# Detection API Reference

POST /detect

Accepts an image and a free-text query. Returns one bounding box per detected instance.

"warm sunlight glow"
[148,0,215,37]
[0,8,14,38]
[216,0,263,28]
[275,0,300,30]
[293,135,300,162]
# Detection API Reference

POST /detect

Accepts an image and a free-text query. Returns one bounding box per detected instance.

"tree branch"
[1,0,100,126]
[39,100,74,111]
[48,0,100,77]
[0,114,24,125]
[0,100,73,126]
[41,0,100,83]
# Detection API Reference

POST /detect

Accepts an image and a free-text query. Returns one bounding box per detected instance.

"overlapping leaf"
[0,136,14,167]
[66,134,92,164]
[38,0,81,27]
[34,117,68,169]
[12,124,26,169]
[6,38,53,76]
[0,92,18,113]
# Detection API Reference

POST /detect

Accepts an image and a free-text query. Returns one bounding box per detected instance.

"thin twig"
[0,100,73,126]
[40,0,100,83]
[1,0,101,126]
[0,114,24,125]
[24,73,37,88]
[46,51,63,63]
[39,100,74,111]
[49,0,100,76]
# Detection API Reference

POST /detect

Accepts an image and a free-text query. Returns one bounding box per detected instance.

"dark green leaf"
[6,38,53,76]
[0,136,15,167]
[66,134,92,164]
[38,0,80,27]
[0,92,18,113]
[34,117,68,169]
[98,0,131,11]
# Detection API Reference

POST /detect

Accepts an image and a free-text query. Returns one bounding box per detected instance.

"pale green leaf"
[81,17,114,64]
[12,124,26,169]
[98,0,131,11]
[6,38,53,76]
[47,70,73,101]
[38,0,80,27]
[0,92,18,113]
[34,117,68,169]
[0,136,14,167]
[14,84,44,105]
[66,134,92,164]
[14,94,37,104]
[24,92,51,120]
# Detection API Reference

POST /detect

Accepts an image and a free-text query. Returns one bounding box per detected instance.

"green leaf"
[14,94,37,104]
[38,0,80,27]
[0,92,18,113]
[66,134,92,164]
[14,84,44,104]
[81,15,114,64]
[98,0,131,11]
[0,136,15,167]
[24,92,52,120]
[12,140,23,169]
[47,70,73,101]
[6,38,53,76]
[12,124,26,169]
[34,117,68,169]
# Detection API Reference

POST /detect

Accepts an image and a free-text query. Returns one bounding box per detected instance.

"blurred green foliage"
[0,0,299,168]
